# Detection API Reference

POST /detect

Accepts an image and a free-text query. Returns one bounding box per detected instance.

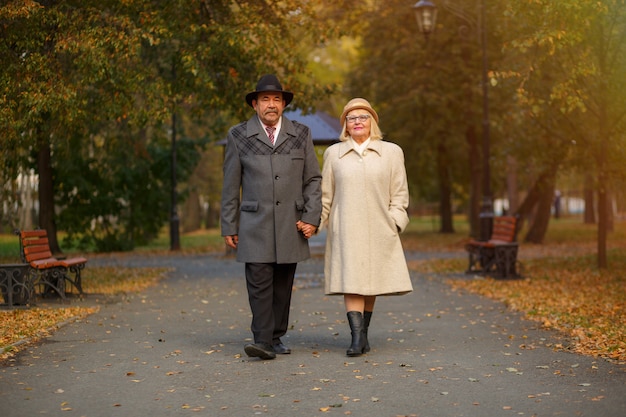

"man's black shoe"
[244,343,276,360]
[273,342,291,354]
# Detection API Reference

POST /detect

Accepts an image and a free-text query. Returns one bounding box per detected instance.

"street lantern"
[412,0,438,39]
[411,0,494,241]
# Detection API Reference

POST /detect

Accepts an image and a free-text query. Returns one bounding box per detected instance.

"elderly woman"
[320,98,413,356]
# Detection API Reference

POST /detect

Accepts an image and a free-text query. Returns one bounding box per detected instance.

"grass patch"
[132,228,226,253]
[0,227,226,260]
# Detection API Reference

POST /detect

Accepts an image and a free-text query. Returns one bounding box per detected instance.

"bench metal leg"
[67,264,84,295]
[466,244,520,279]
[0,264,33,307]
[493,245,520,279]
[466,245,495,274]
[466,248,480,273]
[34,268,67,300]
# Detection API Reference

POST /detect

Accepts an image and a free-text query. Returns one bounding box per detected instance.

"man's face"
[253,92,285,126]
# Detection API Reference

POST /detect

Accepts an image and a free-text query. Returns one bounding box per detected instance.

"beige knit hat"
[340,98,379,126]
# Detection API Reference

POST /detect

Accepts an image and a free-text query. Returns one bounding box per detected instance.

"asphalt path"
[1,248,624,417]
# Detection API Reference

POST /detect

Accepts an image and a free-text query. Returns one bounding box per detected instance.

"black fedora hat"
[245,74,294,108]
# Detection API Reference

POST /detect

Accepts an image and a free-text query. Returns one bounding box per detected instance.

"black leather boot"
[363,311,373,353]
[346,311,366,356]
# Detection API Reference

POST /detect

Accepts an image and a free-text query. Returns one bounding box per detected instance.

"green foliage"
[0,0,335,251]
[0,0,163,244]
[54,125,205,251]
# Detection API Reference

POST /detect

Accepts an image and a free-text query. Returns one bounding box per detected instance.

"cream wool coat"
[320,138,413,296]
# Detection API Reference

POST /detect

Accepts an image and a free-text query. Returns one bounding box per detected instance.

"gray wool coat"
[320,139,413,296]
[221,115,322,264]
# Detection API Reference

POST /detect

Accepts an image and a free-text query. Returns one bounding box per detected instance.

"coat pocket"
[386,212,399,234]
[241,200,259,212]
[290,149,304,160]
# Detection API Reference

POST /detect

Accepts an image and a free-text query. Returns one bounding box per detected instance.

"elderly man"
[220,74,322,360]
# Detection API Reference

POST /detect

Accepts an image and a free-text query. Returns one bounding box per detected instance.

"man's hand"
[296,221,317,239]
[224,235,238,249]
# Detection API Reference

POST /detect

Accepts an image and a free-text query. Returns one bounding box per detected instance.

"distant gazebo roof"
[216,108,340,146]
[284,109,341,146]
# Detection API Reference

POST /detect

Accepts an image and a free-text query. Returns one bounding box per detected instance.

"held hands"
[225,223,315,248]
[296,221,316,239]
[224,235,238,249]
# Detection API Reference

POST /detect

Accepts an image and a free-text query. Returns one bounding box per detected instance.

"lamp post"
[412,0,438,41]
[169,59,180,251]
[412,0,494,241]
[170,110,181,251]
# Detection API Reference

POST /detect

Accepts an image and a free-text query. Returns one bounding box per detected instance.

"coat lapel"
[366,139,383,156]
[338,141,354,158]
[275,116,296,146]
[246,116,273,146]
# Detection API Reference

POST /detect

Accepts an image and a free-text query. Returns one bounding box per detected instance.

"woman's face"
[346,110,372,142]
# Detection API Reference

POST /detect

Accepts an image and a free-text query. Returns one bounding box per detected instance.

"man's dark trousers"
[245,262,297,344]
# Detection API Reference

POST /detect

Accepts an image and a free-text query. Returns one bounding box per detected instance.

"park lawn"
[2,219,626,363]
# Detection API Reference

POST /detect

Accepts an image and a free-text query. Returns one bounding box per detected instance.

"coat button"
[276,201,281,205]
[275,175,280,180]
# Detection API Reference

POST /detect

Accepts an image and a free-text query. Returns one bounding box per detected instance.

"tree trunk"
[206,200,220,228]
[466,124,481,238]
[182,189,202,233]
[506,155,519,214]
[597,114,608,268]
[583,174,595,224]
[597,182,608,268]
[607,191,614,232]
[37,133,61,254]
[19,172,35,231]
[596,36,609,269]
[437,142,455,233]
[524,171,555,244]
[515,166,557,236]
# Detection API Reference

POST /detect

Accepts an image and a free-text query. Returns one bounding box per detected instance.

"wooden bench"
[16,229,87,299]
[465,216,521,279]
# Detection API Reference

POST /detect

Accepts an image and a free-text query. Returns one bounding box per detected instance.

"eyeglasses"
[346,114,371,124]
